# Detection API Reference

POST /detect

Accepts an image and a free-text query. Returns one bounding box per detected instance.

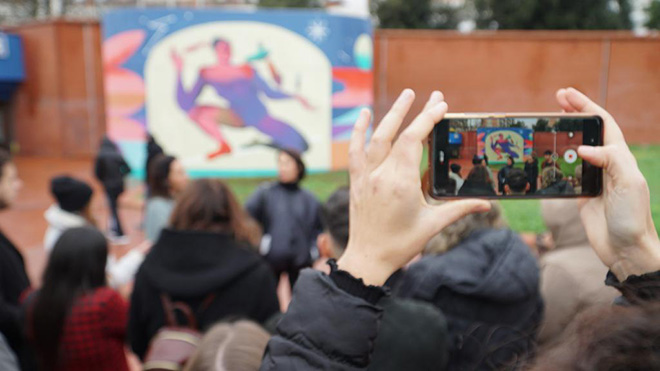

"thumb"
[427,199,492,235]
[578,145,610,169]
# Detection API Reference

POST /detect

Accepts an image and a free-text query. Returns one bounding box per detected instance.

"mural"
[477,128,533,163]
[102,9,373,177]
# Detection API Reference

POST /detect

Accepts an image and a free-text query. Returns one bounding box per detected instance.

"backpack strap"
[160,294,197,330]
[161,293,216,330]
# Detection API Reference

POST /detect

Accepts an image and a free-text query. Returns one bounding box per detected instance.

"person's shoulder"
[77,287,126,311]
[146,197,174,210]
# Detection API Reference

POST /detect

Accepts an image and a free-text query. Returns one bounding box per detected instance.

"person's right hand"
[337,90,491,286]
[556,87,660,280]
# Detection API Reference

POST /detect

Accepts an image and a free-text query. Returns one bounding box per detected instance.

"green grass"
[224,145,660,233]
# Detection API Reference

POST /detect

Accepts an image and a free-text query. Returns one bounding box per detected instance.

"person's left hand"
[337,89,491,286]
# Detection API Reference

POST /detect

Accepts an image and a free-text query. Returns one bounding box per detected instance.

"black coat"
[261,268,449,371]
[497,165,514,194]
[396,228,543,371]
[128,229,279,359]
[458,181,496,196]
[95,137,131,195]
[524,160,539,193]
[0,231,30,356]
[246,182,322,270]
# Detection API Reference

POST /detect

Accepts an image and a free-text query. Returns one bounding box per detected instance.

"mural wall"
[102,9,373,177]
[477,128,533,164]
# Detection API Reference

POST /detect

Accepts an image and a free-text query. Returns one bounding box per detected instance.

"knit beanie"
[51,176,93,213]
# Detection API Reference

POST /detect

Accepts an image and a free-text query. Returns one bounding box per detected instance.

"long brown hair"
[169,179,252,243]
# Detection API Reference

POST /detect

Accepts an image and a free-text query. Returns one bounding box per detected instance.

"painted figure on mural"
[490,133,520,161]
[172,39,313,159]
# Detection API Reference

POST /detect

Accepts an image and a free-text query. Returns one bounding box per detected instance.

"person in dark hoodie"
[395,202,543,370]
[246,149,322,288]
[497,155,515,194]
[524,153,539,193]
[315,187,449,371]
[0,149,29,364]
[94,136,131,243]
[129,178,279,360]
[261,88,660,371]
[457,165,496,196]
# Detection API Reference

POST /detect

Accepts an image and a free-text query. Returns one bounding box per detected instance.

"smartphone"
[429,113,603,199]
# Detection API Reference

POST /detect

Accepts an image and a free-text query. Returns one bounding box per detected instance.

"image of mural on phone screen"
[430,115,603,199]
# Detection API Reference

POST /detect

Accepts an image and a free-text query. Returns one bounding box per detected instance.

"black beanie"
[51,176,93,213]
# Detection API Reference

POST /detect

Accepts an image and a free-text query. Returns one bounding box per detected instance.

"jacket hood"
[44,205,87,231]
[402,228,539,303]
[139,229,263,297]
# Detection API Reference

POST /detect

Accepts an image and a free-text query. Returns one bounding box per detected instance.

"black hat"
[51,176,93,213]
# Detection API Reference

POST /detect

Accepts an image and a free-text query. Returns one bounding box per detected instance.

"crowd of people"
[0,87,658,371]
[451,149,581,197]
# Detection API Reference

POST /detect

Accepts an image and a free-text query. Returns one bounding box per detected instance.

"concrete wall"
[374,30,660,144]
[9,21,105,158]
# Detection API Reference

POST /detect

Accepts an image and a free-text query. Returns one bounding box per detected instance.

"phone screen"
[430,115,603,199]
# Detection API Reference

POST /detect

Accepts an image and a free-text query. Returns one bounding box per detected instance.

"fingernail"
[430,91,441,101]
[400,89,414,100]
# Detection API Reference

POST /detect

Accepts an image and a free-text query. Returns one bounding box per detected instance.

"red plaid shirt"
[55,287,130,371]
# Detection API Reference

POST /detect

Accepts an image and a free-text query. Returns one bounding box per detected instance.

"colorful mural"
[102,9,373,177]
[477,128,533,163]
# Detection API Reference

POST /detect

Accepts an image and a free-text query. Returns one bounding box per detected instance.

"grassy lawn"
[225,145,660,233]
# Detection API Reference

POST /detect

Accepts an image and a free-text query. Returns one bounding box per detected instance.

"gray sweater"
[144,196,175,242]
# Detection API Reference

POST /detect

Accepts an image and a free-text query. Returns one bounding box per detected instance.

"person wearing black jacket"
[396,221,543,370]
[0,150,30,366]
[316,187,449,371]
[524,153,539,193]
[246,149,322,288]
[94,136,131,241]
[129,179,279,359]
[457,165,496,196]
[497,156,515,194]
[260,89,660,370]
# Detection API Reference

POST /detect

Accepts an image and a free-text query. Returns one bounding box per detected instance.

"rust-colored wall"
[9,20,105,158]
[374,31,660,144]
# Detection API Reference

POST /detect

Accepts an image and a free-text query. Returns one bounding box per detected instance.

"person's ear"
[317,233,333,258]
[504,184,511,195]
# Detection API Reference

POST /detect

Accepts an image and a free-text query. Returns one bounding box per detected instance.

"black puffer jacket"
[396,228,543,370]
[261,264,449,371]
[246,182,322,269]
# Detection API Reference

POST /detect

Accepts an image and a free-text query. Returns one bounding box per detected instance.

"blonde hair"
[424,201,506,255]
[184,321,270,371]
